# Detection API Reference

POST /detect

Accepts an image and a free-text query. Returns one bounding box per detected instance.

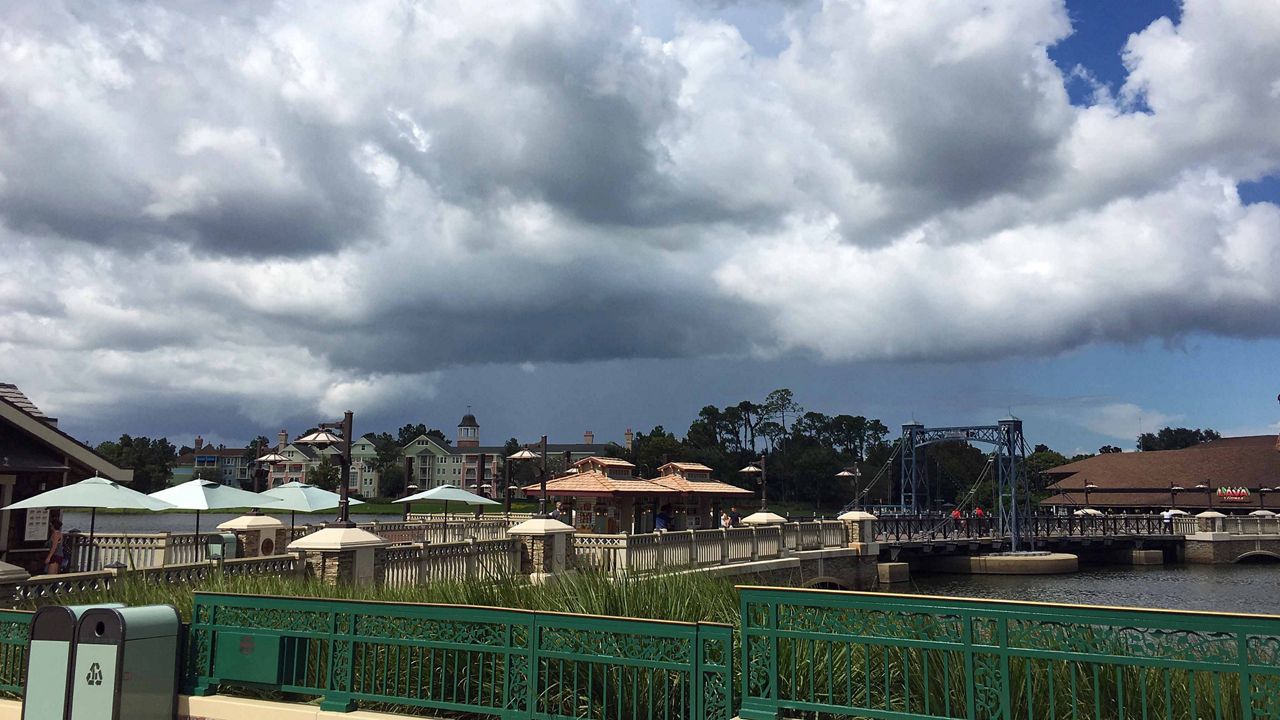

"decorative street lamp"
[1195,482,1211,510]
[1083,482,1098,508]
[295,410,355,526]
[1169,483,1184,508]
[836,466,862,510]
[739,455,768,511]
[253,452,287,493]
[508,435,548,517]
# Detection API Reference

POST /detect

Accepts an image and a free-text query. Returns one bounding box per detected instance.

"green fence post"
[318,609,356,712]
[738,589,779,720]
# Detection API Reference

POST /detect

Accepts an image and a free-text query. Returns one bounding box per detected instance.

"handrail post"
[750,527,759,561]
[464,537,478,580]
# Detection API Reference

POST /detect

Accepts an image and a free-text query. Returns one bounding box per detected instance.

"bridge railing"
[738,585,1280,720]
[184,591,734,719]
[358,518,513,544]
[873,514,1182,543]
[574,522,848,574]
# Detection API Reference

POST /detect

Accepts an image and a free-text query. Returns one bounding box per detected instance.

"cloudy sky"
[2,0,1278,456]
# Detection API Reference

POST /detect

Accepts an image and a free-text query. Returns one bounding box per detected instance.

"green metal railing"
[738,586,1280,720]
[185,592,733,719]
[0,609,31,696]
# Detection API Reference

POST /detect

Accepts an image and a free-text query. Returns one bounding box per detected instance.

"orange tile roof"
[649,475,753,496]
[522,470,673,497]
[574,456,635,469]
[658,462,714,473]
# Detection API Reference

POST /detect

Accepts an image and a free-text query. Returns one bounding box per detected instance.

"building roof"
[649,475,753,496]
[1042,435,1280,509]
[658,462,715,473]
[458,413,478,428]
[522,470,675,497]
[574,456,635,469]
[0,383,53,422]
[0,383,133,482]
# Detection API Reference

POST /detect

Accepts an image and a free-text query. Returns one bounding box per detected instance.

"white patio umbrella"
[1249,510,1276,517]
[149,479,282,533]
[3,474,175,549]
[1166,509,1190,515]
[260,481,366,528]
[1073,508,1104,516]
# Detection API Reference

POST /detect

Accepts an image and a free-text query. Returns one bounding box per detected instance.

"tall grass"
[16,570,741,625]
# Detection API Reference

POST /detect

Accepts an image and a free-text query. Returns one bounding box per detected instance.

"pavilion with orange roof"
[522,456,753,532]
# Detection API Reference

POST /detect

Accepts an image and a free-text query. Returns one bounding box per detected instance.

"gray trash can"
[207,532,237,560]
[22,604,124,720]
[68,606,180,720]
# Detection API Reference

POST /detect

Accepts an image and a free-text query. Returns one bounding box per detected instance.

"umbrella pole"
[89,508,97,571]
[291,511,296,530]
[195,510,201,535]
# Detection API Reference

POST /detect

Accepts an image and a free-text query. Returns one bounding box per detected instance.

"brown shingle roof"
[1042,435,1280,509]
[0,383,48,420]
[574,456,635,469]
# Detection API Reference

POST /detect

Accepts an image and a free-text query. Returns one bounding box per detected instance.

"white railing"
[359,518,513,544]
[1193,516,1280,535]
[6,554,301,606]
[574,522,847,575]
[378,538,521,588]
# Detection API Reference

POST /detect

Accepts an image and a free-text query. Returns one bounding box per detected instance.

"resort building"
[0,383,133,572]
[401,412,618,494]
[265,430,382,496]
[171,436,252,486]
[1040,435,1280,512]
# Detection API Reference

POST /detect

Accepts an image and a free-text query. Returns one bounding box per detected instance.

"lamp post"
[296,410,354,526]
[1083,482,1098,509]
[836,466,862,511]
[739,455,767,511]
[1170,484,1183,508]
[508,435,548,518]
[1195,482,1211,510]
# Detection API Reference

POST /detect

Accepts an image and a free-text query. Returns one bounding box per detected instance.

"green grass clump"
[17,569,740,625]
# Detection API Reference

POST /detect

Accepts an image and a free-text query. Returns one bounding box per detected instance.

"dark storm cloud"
[1,0,1279,438]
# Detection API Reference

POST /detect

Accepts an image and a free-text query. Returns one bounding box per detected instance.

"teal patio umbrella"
[260,481,365,528]
[149,479,282,533]
[3,474,175,549]
[394,484,498,518]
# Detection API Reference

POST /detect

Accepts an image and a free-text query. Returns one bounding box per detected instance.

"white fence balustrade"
[573,522,846,575]
[379,538,521,589]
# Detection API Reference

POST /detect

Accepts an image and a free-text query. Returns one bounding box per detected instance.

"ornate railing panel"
[11,570,115,604]
[161,533,211,564]
[378,539,519,588]
[574,525,816,575]
[739,586,1280,720]
[186,592,733,719]
[0,609,31,696]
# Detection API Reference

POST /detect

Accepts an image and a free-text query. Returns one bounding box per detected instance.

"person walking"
[655,505,673,532]
[720,511,732,529]
[729,506,742,527]
[43,518,68,575]
[1160,508,1174,534]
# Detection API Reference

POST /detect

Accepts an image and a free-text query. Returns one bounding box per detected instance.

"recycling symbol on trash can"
[86,662,103,686]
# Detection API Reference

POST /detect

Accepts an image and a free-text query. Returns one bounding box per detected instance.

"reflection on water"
[900,563,1280,614]
[62,511,393,534]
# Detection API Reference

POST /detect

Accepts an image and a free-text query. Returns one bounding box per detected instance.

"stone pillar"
[286,526,389,586]
[1195,511,1226,534]
[508,517,576,584]
[217,514,288,558]
[838,511,879,553]
[0,562,30,605]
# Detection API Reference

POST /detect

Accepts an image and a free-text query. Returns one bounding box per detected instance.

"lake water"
[63,511,395,534]
[901,563,1280,614]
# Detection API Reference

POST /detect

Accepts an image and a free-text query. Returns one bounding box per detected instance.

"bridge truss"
[899,418,1030,551]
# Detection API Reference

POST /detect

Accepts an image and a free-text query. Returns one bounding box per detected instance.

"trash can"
[68,606,180,720]
[22,604,124,720]
[207,532,238,560]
